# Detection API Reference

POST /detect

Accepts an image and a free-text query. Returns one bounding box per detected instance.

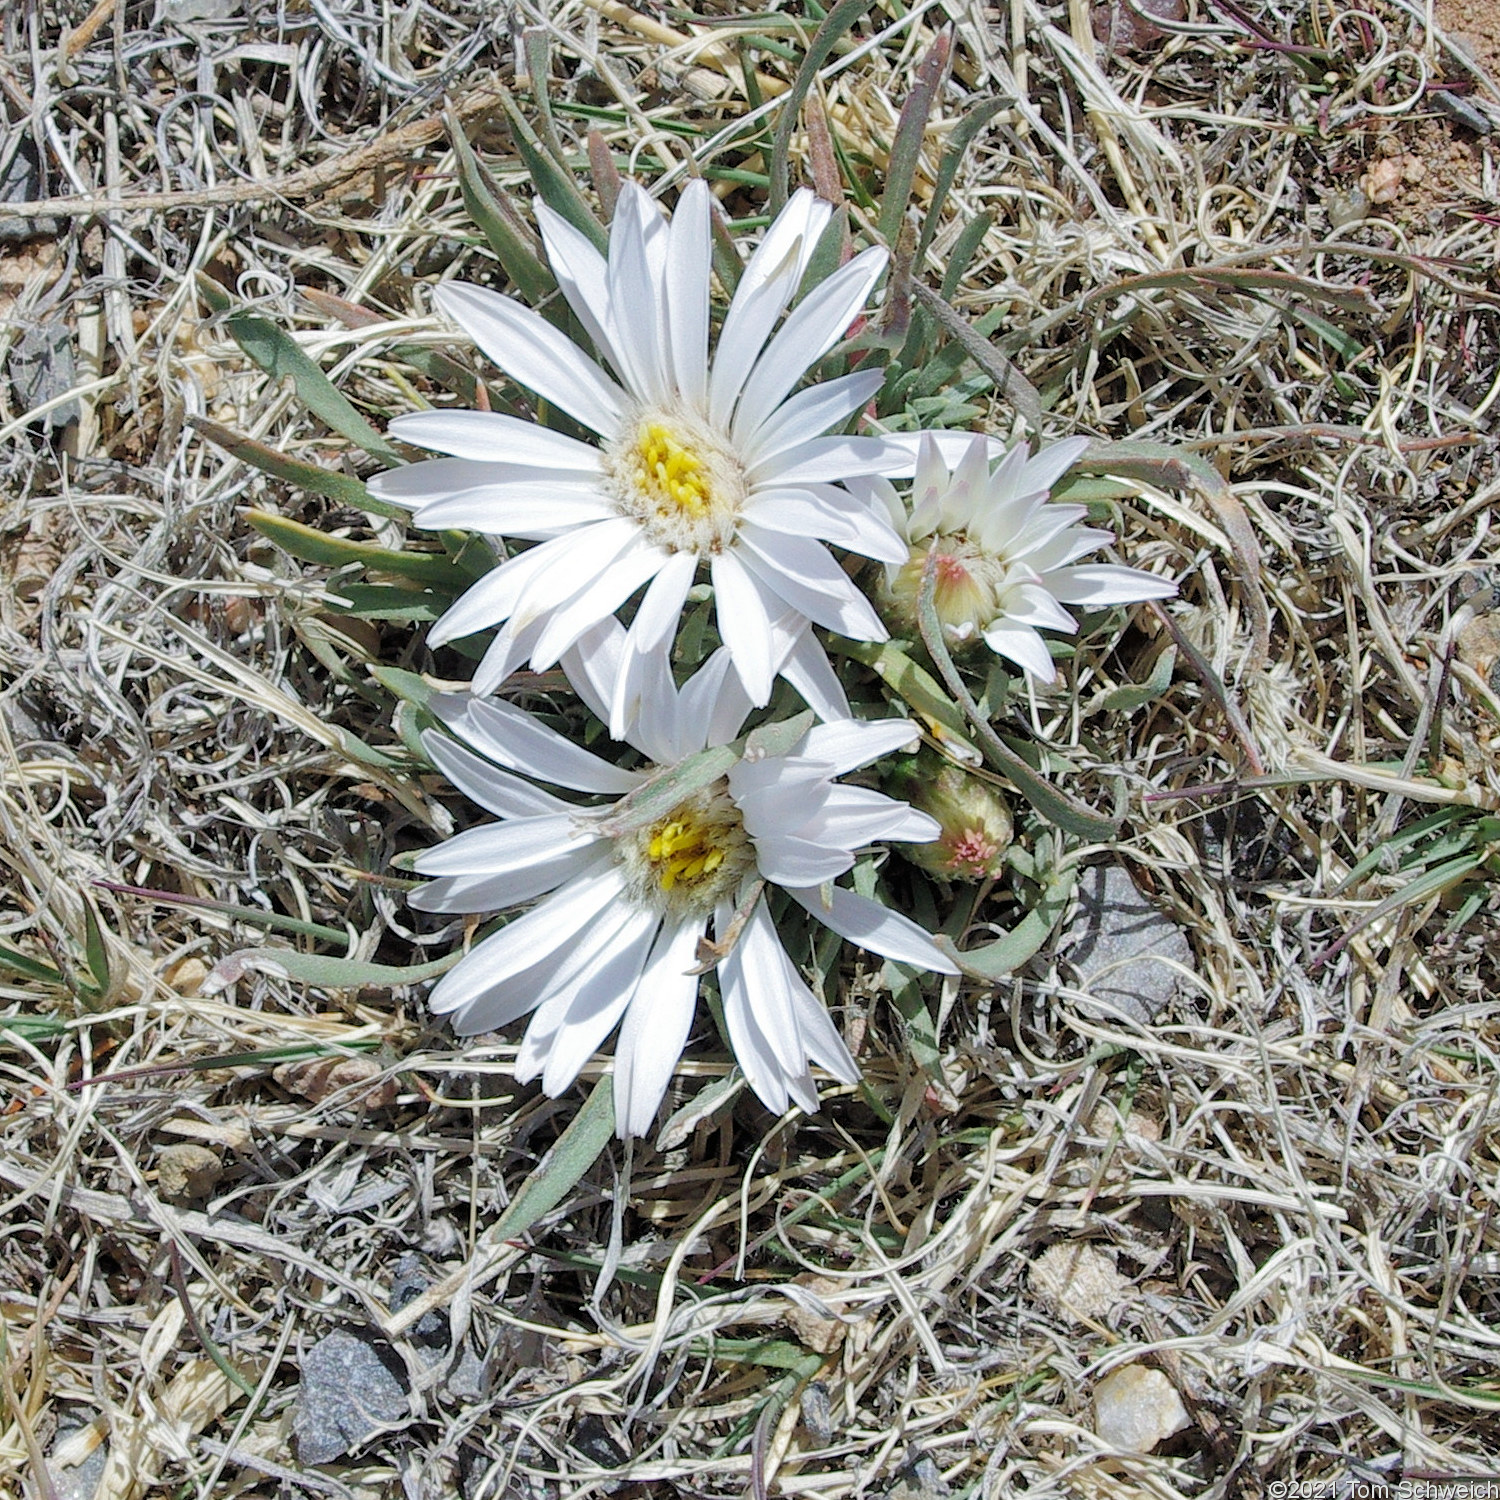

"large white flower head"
[862,433,1177,683]
[410,622,956,1139]
[369,182,919,733]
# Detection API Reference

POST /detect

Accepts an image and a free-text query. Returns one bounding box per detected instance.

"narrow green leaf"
[93,879,350,946]
[768,0,876,211]
[877,30,950,247]
[194,271,232,315]
[371,665,438,709]
[955,867,1077,980]
[887,961,941,1075]
[326,583,445,621]
[1095,646,1177,713]
[918,99,1007,264]
[497,89,607,250]
[712,1338,824,1376]
[743,711,815,762]
[493,1075,615,1240]
[446,106,555,304]
[247,512,471,592]
[938,209,994,301]
[0,1014,70,1042]
[597,745,739,838]
[255,949,458,988]
[911,281,1044,434]
[223,315,405,467]
[0,943,64,985]
[830,637,976,750]
[82,901,112,998]
[193,418,402,519]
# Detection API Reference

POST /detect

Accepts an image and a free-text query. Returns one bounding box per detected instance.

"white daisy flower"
[411,623,957,1138]
[861,433,1177,683]
[369,182,922,732]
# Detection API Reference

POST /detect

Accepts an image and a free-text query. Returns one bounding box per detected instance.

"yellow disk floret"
[620,783,754,915]
[648,816,727,891]
[635,424,714,522]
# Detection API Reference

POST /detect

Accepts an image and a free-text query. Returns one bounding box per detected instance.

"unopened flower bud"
[888,751,1013,881]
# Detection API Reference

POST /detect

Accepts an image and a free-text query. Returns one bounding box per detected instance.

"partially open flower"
[412,621,957,1138]
[857,434,1177,683]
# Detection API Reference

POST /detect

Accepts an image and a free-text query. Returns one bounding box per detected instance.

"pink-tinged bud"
[888,752,1013,881]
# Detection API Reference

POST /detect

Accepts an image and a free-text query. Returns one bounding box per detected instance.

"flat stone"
[50,1427,108,1500]
[294,1327,410,1464]
[1059,864,1192,1024]
[1094,1364,1190,1452]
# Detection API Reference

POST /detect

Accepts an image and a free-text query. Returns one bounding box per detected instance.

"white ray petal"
[742,484,907,563]
[534,200,618,368]
[412,814,584,877]
[711,550,777,706]
[421,729,574,818]
[409,845,604,914]
[787,885,958,973]
[526,906,663,1097]
[749,831,854,887]
[752,434,910,487]
[731,246,887,441]
[389,411,605,468]
[723,899,815,1089]
[776,624,851,723]
[613,917,706,1138]
[735,527,888,639]
[506,518,643,635]
[999,582,1078,634]
[470,618,541,697]
[435,694,643,794]
[665,179,712,409]
[606,185,669,402]
[370,456,600,506]
[1041,564,1177,606]
[425,532,581,647]
[980,620,1058,682]
[741,367,884,469]
[434,283,627,439]
[411,488,616,537]
[425,863,625,1016]
[708,190,833,428]
[527,542,669,670]
[798,717,922,774]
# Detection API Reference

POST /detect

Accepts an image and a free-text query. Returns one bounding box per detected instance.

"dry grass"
[2,0,1500,1496]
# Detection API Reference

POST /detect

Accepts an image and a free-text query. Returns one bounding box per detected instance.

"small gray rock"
[9,320,78,430]
[294,1328,410,1464]
[0,136,60,242]
[880,1451,949,1500]
[50,1435,108,1500]
[1059,864,1191,1024]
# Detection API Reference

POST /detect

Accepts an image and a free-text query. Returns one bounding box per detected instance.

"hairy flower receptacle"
[605,405,746,555]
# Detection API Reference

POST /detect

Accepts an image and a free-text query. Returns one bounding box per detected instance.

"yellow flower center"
[604,406,746,555]
[648,814,727,891]
[620,783,755,916]
[634,423,715,522]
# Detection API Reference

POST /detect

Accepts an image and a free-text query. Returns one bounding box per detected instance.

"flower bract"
[411,622,957,1138]
[370,182,924,732]
[864,433,1177,683]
